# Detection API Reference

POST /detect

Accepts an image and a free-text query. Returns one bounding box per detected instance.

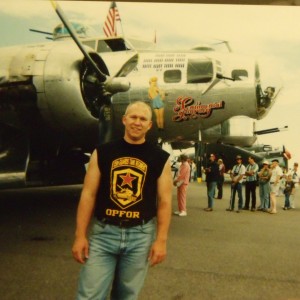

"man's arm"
[148,158,172,266]
[72,150,101,264]
[245,165,251,176]
[275,168,283,184]
[238,165,246,182]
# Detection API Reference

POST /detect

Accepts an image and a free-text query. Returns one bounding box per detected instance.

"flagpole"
[115,3,126,49]
[118,17,125,39]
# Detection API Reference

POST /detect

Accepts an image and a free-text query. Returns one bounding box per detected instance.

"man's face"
[271,161,278,168]
[210,155,215,161]
[122,104,152,143]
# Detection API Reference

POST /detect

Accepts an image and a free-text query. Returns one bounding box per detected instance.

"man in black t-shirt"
[204,153,219,211]
[72,101,172,300]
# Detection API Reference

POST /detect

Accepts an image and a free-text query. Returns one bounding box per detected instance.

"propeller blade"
[50,0,107,82]
[114,53,139,77]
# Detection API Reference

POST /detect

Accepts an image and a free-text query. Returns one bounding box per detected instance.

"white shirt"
[232,164,246,183]
[270,165,283,183]
[287,168,299,187]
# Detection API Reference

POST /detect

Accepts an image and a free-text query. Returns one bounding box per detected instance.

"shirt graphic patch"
[111,157,147,209]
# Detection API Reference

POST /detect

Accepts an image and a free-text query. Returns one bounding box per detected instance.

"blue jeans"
[230,183,243,210]
[77,219,156,300]
[259,182,270,209]
[284,194,291,208]
[207,181,217,208]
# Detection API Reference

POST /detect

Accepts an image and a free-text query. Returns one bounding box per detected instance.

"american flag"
[103,2,121,37]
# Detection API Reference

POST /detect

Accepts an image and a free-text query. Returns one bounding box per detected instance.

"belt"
[270,182,275,184]
[98,217,153,228]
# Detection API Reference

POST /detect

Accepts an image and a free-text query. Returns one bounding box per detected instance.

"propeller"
[50,0,107,82]
[50,1,138,96]
[50,0,139,144]
[283,145,292,160]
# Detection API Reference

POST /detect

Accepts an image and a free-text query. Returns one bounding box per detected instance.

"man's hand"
[148,240,167,266]
[72,236,89,264]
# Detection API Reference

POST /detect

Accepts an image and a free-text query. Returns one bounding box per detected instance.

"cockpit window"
[164,70,182,83]
[187,59,213,83]
[96,38,130,52]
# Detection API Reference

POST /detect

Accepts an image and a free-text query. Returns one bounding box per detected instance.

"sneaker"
[178,211,187,217]
[173,211,180,215]
[251,208,256,212]
[283,207,287,210]
[204,207,213,212]
[226,208,233,211]
[236,209,242,213]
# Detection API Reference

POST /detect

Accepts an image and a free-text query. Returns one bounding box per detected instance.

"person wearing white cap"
[257,160,272,211]
[269,159,283,214]
[227,155,246,213]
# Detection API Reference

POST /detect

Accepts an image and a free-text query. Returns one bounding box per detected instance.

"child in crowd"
[283,174,295,210]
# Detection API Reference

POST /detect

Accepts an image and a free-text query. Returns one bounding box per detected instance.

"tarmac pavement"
[0,182,300,300]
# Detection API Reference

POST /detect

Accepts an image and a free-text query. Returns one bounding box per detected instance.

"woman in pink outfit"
[173,155,191,216]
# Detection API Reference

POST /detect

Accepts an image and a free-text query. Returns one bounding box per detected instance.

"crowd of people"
[172,153,299,216]
[227,156,298,214]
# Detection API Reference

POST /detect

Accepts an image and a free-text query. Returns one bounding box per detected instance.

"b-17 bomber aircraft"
[0,1,282,188]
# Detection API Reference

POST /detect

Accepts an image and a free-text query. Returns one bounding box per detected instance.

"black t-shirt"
[206,161,219,182]
[95,139,170,221]
[284,181,295,195]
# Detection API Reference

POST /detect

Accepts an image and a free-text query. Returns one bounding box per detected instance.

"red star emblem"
[120,172,136,188]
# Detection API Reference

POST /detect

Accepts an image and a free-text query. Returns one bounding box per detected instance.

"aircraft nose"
[255,62,283,119]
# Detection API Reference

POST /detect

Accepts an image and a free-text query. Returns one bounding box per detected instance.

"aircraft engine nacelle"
[201,116,257,147]
[37,43,98,131]
[0,41,115,147]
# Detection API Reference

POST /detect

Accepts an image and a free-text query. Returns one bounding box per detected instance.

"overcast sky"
[1,1,300,164]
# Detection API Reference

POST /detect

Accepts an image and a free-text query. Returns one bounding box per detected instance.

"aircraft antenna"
[29,29,54,40]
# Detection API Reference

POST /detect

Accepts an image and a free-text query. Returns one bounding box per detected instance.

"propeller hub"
[105,78,131,94]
